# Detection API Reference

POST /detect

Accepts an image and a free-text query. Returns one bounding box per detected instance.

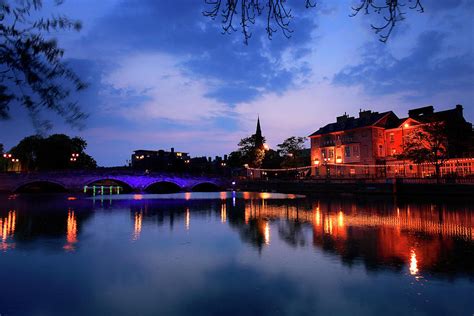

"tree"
[1,0,86,131]
[10,134,97,171]
[400,122,448,182]
[229,133,267,168]
[277,136,306,168]
[261,149,282,169]
[237,134,266,167]
[0,143,5,171]
[203,0,424,44]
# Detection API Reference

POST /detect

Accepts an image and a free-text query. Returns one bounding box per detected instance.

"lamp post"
[402,123,409,177]
[323,157,329,179]
[70,153,79,162]
[314,159,320,178]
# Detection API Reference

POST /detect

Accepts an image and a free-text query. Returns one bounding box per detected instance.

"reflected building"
[1,197,93,251]
[63,210,78,252]
[1,210,16,251]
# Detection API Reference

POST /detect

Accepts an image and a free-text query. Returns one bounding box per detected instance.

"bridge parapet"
[0,171,230,193]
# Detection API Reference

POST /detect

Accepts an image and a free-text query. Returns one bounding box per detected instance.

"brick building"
[309,105,473,178]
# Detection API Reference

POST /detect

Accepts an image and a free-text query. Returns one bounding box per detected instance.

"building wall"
[311,126,381,177]
[310,114,472,178]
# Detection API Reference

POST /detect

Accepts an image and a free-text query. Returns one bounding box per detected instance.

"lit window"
[390,133,394,142]
[328,149,334,158]
[353,145,359,157]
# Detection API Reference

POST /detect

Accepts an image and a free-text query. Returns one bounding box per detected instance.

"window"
[353,145,360,157]
[345,146,351,157]
[378,144,384,156]
[328,149,334,158]
[321,149,327,158]
[389,133,394,142]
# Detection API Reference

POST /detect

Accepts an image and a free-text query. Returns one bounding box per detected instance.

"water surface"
[0,192,473,315]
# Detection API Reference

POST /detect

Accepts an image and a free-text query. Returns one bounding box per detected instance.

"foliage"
[9,134,97,170]
[1,0,86,131]
[278,136,307,168]
[261,149,282,169]
[277,136,306,156]
[204,0,424,44]
[400,122,448,180]
[236,133,266,167]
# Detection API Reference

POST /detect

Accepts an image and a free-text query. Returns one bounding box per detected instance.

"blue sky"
[1,0,473,166]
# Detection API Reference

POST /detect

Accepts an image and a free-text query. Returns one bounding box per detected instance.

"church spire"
[255,116,264,149]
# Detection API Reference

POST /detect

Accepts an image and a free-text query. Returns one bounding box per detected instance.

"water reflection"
[0,193,473,315]
[63,209,78,252]
[1,210,16,251]
[132,210,143,241]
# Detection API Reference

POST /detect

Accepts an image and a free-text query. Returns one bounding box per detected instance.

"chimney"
[336,112,349,124]
[170,147,175,154]
[408,106,434,118]
[359,109,373,120]
[456,104,463,116]
[224,154,228,161]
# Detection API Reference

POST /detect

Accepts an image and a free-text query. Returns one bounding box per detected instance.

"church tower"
[255,116,264,150]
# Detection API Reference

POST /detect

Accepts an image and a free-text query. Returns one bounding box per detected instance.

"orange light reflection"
[63,210,78,252]
[0,210,16,251]
[132,211,143,241]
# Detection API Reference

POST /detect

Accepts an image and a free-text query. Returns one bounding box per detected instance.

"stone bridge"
[0,170,232,193]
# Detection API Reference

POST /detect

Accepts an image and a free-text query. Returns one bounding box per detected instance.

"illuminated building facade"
[310,105,473,178]
[131,147,190,171]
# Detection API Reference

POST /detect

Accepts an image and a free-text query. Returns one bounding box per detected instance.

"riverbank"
[238,178,474,197]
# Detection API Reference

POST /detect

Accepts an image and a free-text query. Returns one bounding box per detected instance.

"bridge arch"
[84,178,133,193]
[15,180,68,193]
[145,181,182,194]
[191,182,222,192]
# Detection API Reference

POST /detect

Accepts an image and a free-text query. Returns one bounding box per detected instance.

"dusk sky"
[1,0,473,166]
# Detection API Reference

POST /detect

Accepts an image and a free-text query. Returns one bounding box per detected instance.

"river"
[0,192,473,315]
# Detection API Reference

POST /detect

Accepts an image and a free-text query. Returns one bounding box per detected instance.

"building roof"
[409,105,467,124]
[309,111,395,137]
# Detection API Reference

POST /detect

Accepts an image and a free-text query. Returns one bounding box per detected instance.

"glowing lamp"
[314,159,320,166]
[404,123,409,128]
[336,157,342,163]
[263,144,270,151]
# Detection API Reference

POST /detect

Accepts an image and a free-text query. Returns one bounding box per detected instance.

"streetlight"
[70,153,79,162]
[323,157,329,178]
[402,123,409,177]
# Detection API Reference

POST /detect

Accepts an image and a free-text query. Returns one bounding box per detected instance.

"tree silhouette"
[400,122,448,182]
[10,134,97,171]
[1,0,86,131]
[204,0,424,44]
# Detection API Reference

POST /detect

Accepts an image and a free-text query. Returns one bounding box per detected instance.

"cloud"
[84,0,318,105]
[101,53,226,122]
[332,30,474,101]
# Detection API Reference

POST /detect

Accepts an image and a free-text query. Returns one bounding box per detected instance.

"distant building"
[255,116,265,150]
[131,148,190,171]
[309,105,473,178]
